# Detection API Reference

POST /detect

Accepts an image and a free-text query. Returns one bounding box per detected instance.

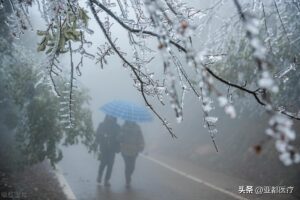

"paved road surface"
[58,144,297,200]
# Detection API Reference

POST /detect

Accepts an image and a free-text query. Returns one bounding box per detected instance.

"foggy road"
[58,145,297,200]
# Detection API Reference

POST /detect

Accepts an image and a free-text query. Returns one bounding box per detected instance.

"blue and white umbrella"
[100,100,153,122]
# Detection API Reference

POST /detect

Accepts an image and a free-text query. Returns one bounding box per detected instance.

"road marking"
[54,165,77,200]
[142,155,249,200]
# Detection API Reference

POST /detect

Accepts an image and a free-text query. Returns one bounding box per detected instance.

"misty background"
[1,0,300,199]
[20,0,300,187]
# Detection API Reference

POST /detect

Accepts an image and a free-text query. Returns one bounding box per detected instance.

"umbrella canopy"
[100,100,153,122]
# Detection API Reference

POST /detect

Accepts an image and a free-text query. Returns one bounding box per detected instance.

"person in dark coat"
[95,115,120,186]
[120,121,144,187]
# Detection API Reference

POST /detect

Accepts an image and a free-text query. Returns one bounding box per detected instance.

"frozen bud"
[208,128,218,137]
[205,116,218,124]
[275,140,287,153]
[207,76,214,84]
[218,96,228,107]
[268,113,298,165]
[258,72,274,88]
[195,51,207,63]
[250,38,262,50]
[203,96,212,104]
[279,152,293,166]
[198,81,204,88]
[176,115,183,123]
[277,126,296,140]
[253,46,267,60]
[246,18,260,35]
[265,128,275,136]
[203,104,213,112]
[294,153,300,163]
[225,105,236,118]
[271,85,279,93]
[258,71,278,93]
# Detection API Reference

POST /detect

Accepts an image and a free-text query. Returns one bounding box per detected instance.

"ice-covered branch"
[2,0,300,165]
[89,0,176,138]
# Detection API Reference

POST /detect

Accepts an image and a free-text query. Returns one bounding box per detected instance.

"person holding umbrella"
[95,115,120,187]
[120,121,145,188]
[100,100,152,188]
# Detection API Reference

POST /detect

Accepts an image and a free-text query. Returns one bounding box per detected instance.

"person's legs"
[97,154,108,183]
[128,156,136,178]
[122,155,130,185]
[104,153,115,186]
[122,155,137,186]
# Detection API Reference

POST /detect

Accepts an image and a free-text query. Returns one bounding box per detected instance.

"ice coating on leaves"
[250,38,267,60]
[202,103,213,113]
[294,153,300,164]
[205,116,218,124]
[176,115,183,123]
[2,0,300,165]
[267,114,299,166]
[217,96,236,119]
[225,105,236,119]
[0,38,95,165]
[275,140,287,153]
[208,128,218,137]
[218,96,228,107]
[245,17,260,35]
[241,10,279,96]
[4,0,33,38]
[144,0,184,123]
[279,152,293,166]
[274,63,296,79]
[258,71,279,93]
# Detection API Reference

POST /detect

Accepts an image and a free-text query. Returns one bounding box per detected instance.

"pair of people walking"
[95,115,144,187]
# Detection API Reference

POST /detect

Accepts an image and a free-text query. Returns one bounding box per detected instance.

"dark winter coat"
[120,122,144,157]
[96,118,121,154]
